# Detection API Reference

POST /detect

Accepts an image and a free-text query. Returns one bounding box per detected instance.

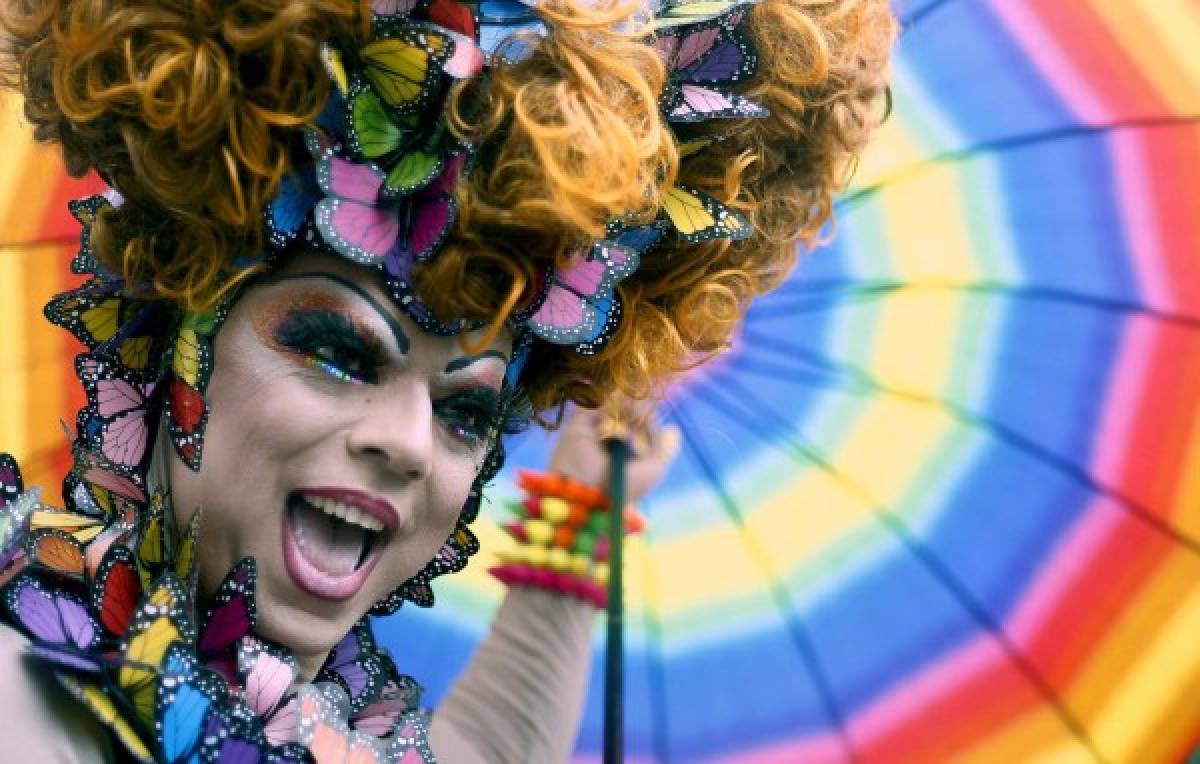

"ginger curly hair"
[2,0,896,413]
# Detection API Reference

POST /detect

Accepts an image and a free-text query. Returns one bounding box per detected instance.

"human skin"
[0,249,682,761]
[167,251,514,679]
[167,249,682,687]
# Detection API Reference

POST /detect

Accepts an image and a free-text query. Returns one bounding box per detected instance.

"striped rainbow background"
[4,0,1200,761]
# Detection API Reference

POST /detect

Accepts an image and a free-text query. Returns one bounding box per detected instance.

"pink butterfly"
[528,240,640,349]
[77,355,155,472]
[442,30,484,78]
[349,658,421,738]
[238,636,301,745]
[299,685,435,764]
[315,156,399,266]
[298,685,388,763]
[372,0,418,17]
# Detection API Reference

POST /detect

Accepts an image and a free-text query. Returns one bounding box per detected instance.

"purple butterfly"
[4,573,104,673]
[655,13,766,123]
[1,453,24,509]
[316,620,386,714]
[0,456,33,584]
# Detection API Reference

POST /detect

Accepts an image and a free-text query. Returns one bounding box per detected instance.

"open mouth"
[287,493,387,575]
[282,491,392,600]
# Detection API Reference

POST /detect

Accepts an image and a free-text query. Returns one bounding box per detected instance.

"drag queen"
[0,0,894,760]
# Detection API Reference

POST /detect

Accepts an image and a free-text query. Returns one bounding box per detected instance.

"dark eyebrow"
[444,350,508,374]
[264,271,410,353]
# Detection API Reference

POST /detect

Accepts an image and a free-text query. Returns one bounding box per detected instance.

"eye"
[435,388,501,445]
[273,309,383,385]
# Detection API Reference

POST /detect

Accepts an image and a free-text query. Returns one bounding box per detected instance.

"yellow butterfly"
[136,490,169,587]
[47,292,153,371]
[172,310,217,388]
[118,576,189,726]
[360,23,452,114]
[651,0,752,30]
[58,675,155,763]
[661,186,751,242]
[173,510,202,586]
[321,43,350,96]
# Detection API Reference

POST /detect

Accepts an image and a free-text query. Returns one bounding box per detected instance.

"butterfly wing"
[198,559,257,666]
[58,674,156,763]
[349,86,412,161]
[384,713,436,763]
[238,636,300,745]
[651,0,755,30]
[4,572,99,651]
[0,461,34,577]
[166,376,208,470]
[28,529,86,578]
[298,685,386,764]
[119,575,193,727]
[660,185,751,242]
[384,149,444,199]
[93,545,142,638]
[45,285,159,372]
[0,453,23,509]
[267,166,322,248]
[350,658,421,738]
[401,193,454,262]
[315,156,400,265]
[373,0,419,18]
[317,621,385,713]
[174,509,202,588]
[358,22,452,115]
[137,490,170,587]
[76,355,155,473]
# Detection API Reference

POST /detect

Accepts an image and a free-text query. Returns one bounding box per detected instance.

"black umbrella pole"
[603,436,630,764]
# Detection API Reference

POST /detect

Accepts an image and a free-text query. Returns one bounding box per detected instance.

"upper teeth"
[304,495,385,533]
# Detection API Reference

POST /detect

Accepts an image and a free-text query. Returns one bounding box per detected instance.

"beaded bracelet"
[489,469,645,608]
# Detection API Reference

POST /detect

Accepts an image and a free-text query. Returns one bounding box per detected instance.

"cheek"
[173,325,349,579]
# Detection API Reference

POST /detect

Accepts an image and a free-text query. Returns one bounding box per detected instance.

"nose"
[344,383,434,481]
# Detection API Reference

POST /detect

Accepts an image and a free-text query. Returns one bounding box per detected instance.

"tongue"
[291,500,368,577]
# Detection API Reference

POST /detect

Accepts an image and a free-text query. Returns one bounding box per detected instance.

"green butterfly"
[348,85,447,198]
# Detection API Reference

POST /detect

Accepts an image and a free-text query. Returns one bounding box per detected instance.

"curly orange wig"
[2,0,896,412]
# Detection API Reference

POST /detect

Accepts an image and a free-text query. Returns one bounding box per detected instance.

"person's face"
[167,252,510,670]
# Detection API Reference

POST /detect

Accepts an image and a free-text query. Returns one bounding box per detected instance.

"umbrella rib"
[0,233,80,251]
[735,335,1200,556]
[898,0,956,28]
[746,280,1200,330]
[839,114,1200,211]
[667,400,862,764]
[685,376,1108,763]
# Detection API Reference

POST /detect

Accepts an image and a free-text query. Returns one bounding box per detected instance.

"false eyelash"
[436,387,503,444]
[273,308,387,383]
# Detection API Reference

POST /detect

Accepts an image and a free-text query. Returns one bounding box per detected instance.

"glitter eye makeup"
[254,291,388,385]
[434,386,502,446]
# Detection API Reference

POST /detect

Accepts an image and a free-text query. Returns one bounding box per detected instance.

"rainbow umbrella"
[381,1,1200,762]
[5,1,1200,760]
